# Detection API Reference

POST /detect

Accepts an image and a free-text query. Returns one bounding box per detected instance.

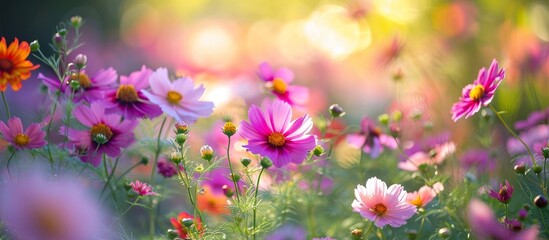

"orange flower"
[197,185,230,215]
[0,37,39,91]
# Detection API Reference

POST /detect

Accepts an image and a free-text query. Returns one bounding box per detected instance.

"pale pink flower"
[130,180,156,196]
[407,185,437,208]
[398,142,455,171]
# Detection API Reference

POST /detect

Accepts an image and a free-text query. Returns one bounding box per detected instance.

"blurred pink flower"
[451,59,505,121]
[352,177,416,228]
[239,100,316,168]
[347,117,397,159]
[0,117,46,150]
[398,142,455,171]
[406,185,438,208]
[64,103,137,166]
[257,62,309,108]
[0,173,105,240]
[104,66,162,119]
[39,68,117,103]
[130,180,156,196]
[507,124,548,166]
[460,149,496,174]
[467,199,538,240]
[142,68,214,123]
[157,158,178,178]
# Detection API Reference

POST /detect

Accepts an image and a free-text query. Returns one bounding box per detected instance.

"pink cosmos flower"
[257,62,309,107]
[467,199,538,240]
[130,180,156,196]
[398,142,456,171]
[239,100,317,168]
[0,117,46,150]
[39,68,118,103]
[104,66,162,119]
[406,185,438,208]
[451,59,505,121]
[488,180,514,204]
[352,177,417,228]
[347,117,397,159]
[142,68,214,123]
[64,103,137,166]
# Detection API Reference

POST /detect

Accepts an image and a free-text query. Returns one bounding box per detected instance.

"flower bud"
[391,110,402,122]
[175,133,188,145]
[260,157,273,169]
[69,80,81,91]
[438,228,451,239]
[535,195,548,208]
[30,40,40,52]
[58,28,67,37]
[240,157,251,167]
[514,164,526,175]
[140,157,149,165]
[329,104,346,118]
[533,165,543,175]
[389,124,401,138]
[230,173,241,182]
[74,54,87,70]
[350,229,363,240]
[174,122,189,134]
[222,185,234,198]
[378,114,389,125]
[518,208,528,220]
[313,145,325,157]
[169,152,183,164]
[423,121,433,130]
[181,218,194,228]
[410,110,422,120]
[195,164,204,173]
[53,33,63,48]
[406,229,417,240]
[222,121,237,137]
[93,133,108,144]
[167,229,179,239]
[70,16,83,28]
[543,147,549,159]
[200,145,214,161]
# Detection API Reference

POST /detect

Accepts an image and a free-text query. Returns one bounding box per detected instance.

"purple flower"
[239,100,317,168]
[488,180,514,204]
[202,167,244,195]
[104,66,162,119]
[460,149,496,174]
[64,103,137,166]
[0,117,46,150]
[514,107,549,131]
[467,199,538,240]
[451,59,505,121]
[130,180,156,196]
[347,117,397,159]
[157,158,178,178]
[39,68,118,103]
[507,124,548,166]
[265,224,307,240]
[257,62,309,107]
[142,68,214,123]
[0,172,105,240]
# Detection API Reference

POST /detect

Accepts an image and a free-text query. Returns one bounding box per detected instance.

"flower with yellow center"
[0,37,40,91]
[469,84,485,101]
[270,78,287,94]
[69,72,92,88]
[267,132,285,147]
[373,203,388,215]
[409,196,423,208]
[14,133,30,146]
[166,91,183,105]
[116,84,139,102]
[90,123,113,144]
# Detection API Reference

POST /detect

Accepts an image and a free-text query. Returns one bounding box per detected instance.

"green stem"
[489,104,537,167]
[99,155,120,200]
[6,151,16,181]
[176,164,203,233]
[1,92,10,120]
[253,168,265,240]
[416,212,426,239]
[363,221,375,239]
[117,160,144,183]
[226,136,241,202]
[45,90,62,169]
[119,197,141,218]
[504,204,509,219]
[148,116,167,240]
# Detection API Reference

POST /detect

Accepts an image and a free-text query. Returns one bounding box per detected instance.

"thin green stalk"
[119,197,141,218]
[99,155,120,199]
[6,151,16,181]
[45,90,62,169]
[489,104,537,167]
[117,160,144,183]
[504,204,509,219]
[176,164,203,233]
[1,92,10,119]
[226,136,241,202]
[416,211,426,239]
[148,116,167,240]
[253,168,265,240]
[363,221,375,239]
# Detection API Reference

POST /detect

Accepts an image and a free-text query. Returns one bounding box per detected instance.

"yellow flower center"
[373,203,388,215]
[268,132,286,147]
[271,78,287,94]
[90,123,113,143]
[410,196,423,208]
[0,59,13,72]
[167,91,183,105]
[14,133,30,146]
[34,208,63,236]
[116,84,139,103]
[499,186,508,196]
[69,73,92,88]
[469,84,485,101]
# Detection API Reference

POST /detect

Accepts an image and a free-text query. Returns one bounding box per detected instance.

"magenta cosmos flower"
[239,100,317,168]
[0,117,46,150]
[130,180,156,196]
[64,103,137,166]
[488,180,514,204]
[257,62,309,107]
[0,172,105,240]
[451,59,505,121]
[352,177,417,228]
[39,67,117,103]
[347,117,397,159]
[142,68,214,123]
[104,66,162,119]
